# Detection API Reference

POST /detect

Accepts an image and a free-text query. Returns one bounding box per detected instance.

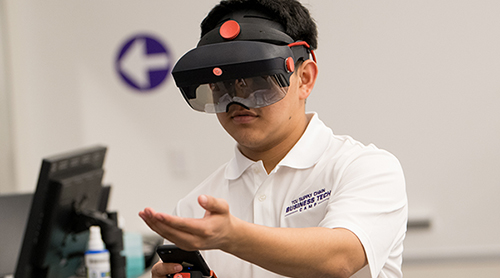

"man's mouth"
[233,110,256,117]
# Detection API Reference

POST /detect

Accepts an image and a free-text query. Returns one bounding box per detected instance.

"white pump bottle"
[85,226,111,278]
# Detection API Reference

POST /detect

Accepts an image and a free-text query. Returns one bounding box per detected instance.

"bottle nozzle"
[88,225,105,251]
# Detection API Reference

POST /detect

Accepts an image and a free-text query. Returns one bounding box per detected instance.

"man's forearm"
[223,218,367,278]
[140,196,367,278]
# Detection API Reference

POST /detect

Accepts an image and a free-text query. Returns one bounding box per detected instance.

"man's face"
[216,71,305,154]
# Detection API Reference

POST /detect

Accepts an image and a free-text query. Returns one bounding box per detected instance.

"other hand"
[150,261,183,278]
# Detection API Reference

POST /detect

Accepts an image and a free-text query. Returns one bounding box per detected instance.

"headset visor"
[172,40,312,113]
[184,75,288,113]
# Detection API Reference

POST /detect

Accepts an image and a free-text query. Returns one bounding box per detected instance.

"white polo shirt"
[173,113,407,278]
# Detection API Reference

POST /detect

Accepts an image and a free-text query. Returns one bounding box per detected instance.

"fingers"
[139,208,172,234]
[138,207,154,219]
[151,261,183,278]
[139,208,206,248]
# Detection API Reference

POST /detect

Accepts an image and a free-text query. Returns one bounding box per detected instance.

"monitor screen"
[14,146,109,278]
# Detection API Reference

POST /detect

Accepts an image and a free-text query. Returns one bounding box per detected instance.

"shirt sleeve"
[319,147,408,278]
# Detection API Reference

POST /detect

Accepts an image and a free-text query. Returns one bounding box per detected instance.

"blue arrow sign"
[116,34,172,91]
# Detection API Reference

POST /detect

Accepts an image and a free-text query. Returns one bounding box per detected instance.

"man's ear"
[296,59,318,100]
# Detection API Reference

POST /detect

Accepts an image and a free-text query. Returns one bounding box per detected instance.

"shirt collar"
[225,112,332,180]
[278,112,332,169]
[225,146,257,180]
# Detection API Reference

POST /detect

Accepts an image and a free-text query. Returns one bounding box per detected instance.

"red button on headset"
[220,20,241,40]
[285,57,295,73]
[213,67,223,76]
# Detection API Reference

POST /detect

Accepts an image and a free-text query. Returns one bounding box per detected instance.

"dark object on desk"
[156,245,215,278]
[0,193,33,277]
[14,145,125,278]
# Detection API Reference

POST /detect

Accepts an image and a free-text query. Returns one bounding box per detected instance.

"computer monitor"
[14,145,121,278]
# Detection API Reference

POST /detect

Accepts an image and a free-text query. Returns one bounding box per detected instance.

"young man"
[140,1,407,277]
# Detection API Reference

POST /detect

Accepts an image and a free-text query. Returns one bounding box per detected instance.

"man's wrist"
[220,216,250,254]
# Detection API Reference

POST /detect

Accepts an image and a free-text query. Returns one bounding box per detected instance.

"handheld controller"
[156,245,217,278]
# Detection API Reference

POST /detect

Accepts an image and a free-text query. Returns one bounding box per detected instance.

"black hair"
[201,0,318,50]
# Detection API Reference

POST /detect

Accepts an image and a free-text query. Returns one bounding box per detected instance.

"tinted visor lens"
[185,75,288,113]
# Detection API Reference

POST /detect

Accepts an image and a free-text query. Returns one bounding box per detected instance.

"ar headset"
[171,9,316,113]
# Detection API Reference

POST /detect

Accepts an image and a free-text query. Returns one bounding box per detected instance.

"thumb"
[198,195,229,215]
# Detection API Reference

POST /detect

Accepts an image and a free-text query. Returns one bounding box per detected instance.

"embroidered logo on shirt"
[285,188,331,217]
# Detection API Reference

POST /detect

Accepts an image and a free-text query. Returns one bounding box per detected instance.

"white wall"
[0,0,16,193]
[1,0,500,271]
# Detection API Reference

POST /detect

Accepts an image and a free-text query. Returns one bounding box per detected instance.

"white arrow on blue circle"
[120,38,170,89]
